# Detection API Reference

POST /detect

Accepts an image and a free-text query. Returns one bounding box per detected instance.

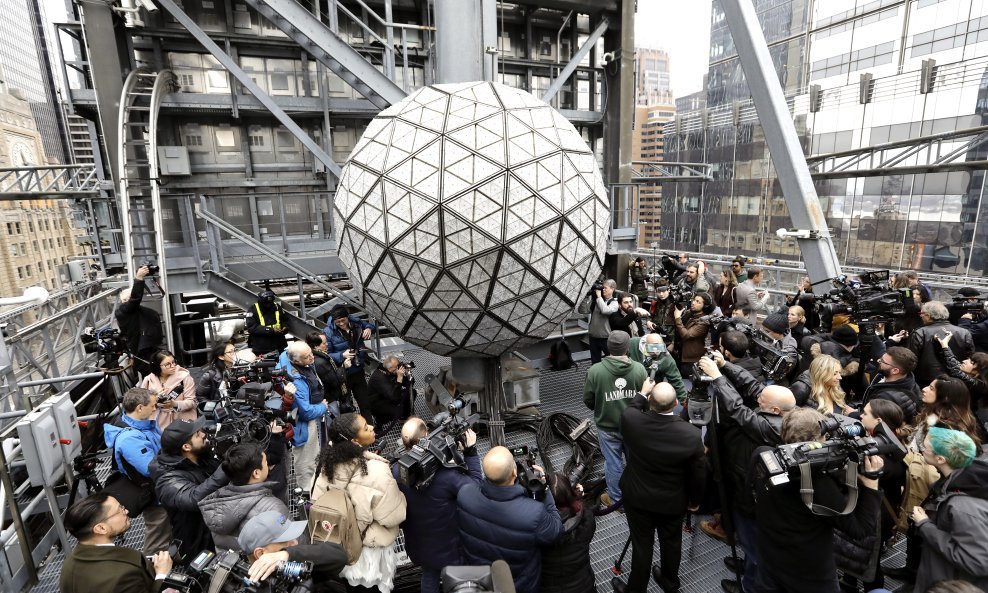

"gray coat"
[734,280,768,325]
[914,458,988,593]
[198,481,289,552]
[579,294,618,338]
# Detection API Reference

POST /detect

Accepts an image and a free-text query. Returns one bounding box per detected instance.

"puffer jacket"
[311,451,406,548]
[198,481,289,552]
[914,458,988,593]
[103,414,160,479]
[833,521,882,582]
[860,373,921,423]
[141,367,197,431]
[325,314,376,375]
[149,452,228,561]
[278,350,327,447]
[789,370,812,407]
[540,506,597,593]
[457,481,563,593]
[195,361,230,401]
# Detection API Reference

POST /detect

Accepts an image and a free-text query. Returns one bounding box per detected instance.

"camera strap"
[797,460,859,516]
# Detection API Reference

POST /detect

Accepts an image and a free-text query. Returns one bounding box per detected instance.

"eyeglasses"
[98,503,128,524]
[224,349,236,356]
[161,361,177,368]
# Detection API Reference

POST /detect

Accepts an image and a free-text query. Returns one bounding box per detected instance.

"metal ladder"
[117,68,177,352]
[240,0,406,109]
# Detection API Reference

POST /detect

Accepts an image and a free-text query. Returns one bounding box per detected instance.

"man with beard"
[610,293,654,338]
[150,418,229,562]
[60,492,173,593]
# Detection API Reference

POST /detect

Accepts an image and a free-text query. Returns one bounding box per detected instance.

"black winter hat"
[958,287,981,297]
[762,313,789,334]
[832,325,858,346]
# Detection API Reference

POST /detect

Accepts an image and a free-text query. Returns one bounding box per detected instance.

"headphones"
[696,292,715,315]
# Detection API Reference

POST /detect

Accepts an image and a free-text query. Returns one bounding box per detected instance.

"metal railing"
[0,165,107,198]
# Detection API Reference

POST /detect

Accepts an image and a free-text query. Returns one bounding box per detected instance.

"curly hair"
[317,413,368,480]
[923,375,981,447]
[808,354,846,414]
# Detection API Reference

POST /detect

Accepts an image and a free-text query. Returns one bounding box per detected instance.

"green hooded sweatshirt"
[582,356,647,433]
[628,337,688,403]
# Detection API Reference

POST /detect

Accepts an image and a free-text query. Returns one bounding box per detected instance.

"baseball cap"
[238,511,308,553]
[160,417,208,455]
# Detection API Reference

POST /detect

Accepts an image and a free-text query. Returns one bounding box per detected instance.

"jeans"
[420,567,441,593]
[734,508,758,593]
[589,336,610,364]
[597,429,625,501]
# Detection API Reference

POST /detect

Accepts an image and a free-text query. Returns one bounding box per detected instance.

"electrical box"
[157,146,191,175]
[42,392,81,462]
[15,407,62,487]
[502,359,540,411]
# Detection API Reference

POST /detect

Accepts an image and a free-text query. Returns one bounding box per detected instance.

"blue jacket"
[324,315,376,375]
[103,414,161,479]
[457,481,563,593]
[394,453,482,569]
[279,350,328,447]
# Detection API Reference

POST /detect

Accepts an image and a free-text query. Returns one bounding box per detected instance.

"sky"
[634,0,713,98]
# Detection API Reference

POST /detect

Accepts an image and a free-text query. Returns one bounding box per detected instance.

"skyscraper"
[0,0,69,163]
[664,0,988,276]
[634,47,675,248]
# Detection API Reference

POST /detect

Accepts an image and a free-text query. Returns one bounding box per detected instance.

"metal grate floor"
[30,347,909,593]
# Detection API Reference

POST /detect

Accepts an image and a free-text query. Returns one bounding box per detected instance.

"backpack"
[549,339,575,371]
[308,479,364,565]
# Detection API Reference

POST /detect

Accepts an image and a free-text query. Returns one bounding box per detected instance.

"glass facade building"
[663,0,988,277]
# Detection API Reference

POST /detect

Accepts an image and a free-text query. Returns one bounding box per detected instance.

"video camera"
[669,285,694,309]
[81,326,128,355]
[816,271,910,330]
[714,317,796,382]
[395,395,478,490]
[163,549,312,593]
[948,295,987,322]
[143,260,160,276]
[755,414,906,514]
[685,348,719,426]
[509,445,546,500]
[441,560,516,593]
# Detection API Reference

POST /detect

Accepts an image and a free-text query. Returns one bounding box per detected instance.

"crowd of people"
[56,258,988,593]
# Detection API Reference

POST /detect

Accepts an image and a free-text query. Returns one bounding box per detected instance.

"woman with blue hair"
[908,427,988,593]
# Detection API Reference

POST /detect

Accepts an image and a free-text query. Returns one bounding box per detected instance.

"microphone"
[490,560,516,593]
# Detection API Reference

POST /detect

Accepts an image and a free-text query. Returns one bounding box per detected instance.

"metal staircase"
[117,69,178,351]
[240,0,407,109]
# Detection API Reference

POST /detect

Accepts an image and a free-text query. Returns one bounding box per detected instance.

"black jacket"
[245,302,288,355]
[312,351,344,405]
[860,372,922,423]
[958,316,988,353]
[149,452,228,561]
[789,370,812,407]
[540,506,597,593]
[285,542,348,586]
[114,279,163,354]
[733,355,767,386]
[910,321,975,387]
[367,367,407,419]
[941,346,988,411]
[751,450,882,590]
[609,310,645,337]
[195,361,229,401]
[619,393,705,513]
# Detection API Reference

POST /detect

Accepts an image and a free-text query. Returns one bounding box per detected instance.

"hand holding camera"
[696,356,721,380]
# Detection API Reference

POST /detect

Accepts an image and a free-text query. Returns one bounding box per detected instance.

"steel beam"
[630,161,713,183]
[720,0,842,290]
[153,0,342,178]
[239,0,405,109]
[542,18,609,104]
[0,165,104,198]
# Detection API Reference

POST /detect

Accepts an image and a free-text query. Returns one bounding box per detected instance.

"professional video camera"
[755,414,906,515]
[715,317,796,381]
[816,271,910,330]
[509,445,546,500]
[948,295,987,322]
[669,285,694,309]
[441,560,516,593]
[685,348,719,426]
[163,549,312,593]
[395,395,478,490]
[81,326,128,355]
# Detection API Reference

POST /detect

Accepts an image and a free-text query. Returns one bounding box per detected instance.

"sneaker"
[700,519,729,543]
[600,492,614,507]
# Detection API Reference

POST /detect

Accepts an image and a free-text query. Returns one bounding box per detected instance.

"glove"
[282,422,295,443]
[281,390,295,411]
[841,361,860,376]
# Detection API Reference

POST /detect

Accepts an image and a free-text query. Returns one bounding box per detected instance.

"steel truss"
[808,125,988,179]
[0,165,106,198]
[630,160,714,183]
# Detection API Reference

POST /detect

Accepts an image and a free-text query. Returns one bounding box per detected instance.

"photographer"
[651,280,677,344]
[609,293,654,338]
[734,267,770,326]
[750,408,883,593]
[629,257,649,302]
[540,474,596,593]
[697,354,795,593]
[673,293,714,375]
[456,446,562,593]
[196,342,237,401]
[395,417,481,593]
[911,427,988,593]
[578,278,619,364]
[629,333,687,402]
[60,493,172,593]
[150,418,230,562]
[759,313,799,380]
[910,301,975,388]
[677,263,710,294]
[305,331,347,420]
[140,350,197,431]
[199,443,289,552]
[115,264,164,374]
[278,342,327,492]
[103,387,172,554]
[935,331,988,413]
[325,305,376,418]
[615,379,705,593]
[368,356,414,435]
[957,298,988,352]
[246,290,289,357]
[718,329,767,385]
[239,510,347,588]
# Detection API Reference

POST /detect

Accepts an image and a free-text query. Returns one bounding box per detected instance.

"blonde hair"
[808,355,846,414]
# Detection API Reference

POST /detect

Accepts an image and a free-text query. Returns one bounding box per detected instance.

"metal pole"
[18,372,106,387]
[0,444,38,584]
[720,0,842,292]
